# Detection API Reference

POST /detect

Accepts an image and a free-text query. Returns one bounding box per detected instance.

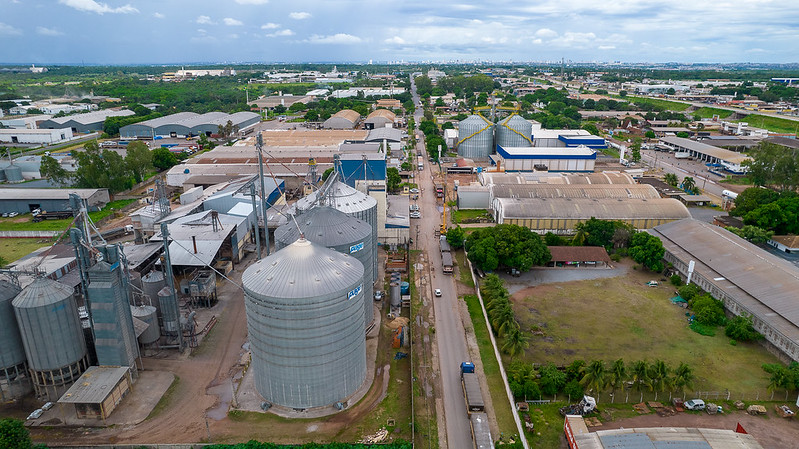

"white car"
[684,399,706,411]
[409,204,419,211]
[8,212,18,218]
[409,211,421,219]
[27,409,43,420]
[434,289,442,297]
[409,188,420,193]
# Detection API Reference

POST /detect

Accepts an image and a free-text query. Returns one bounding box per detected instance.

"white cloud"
[535,28,558,38]
[197,15,214,24]
[384,36,406,45]
[223,18,243,26]
[266,29,294,37]
[598,45,615,50]
[58,0,138,14]
[306,33,362,44]
[289,12,311,20]
[235,0,268,3]
[261,22,280,29]
[0,22,22,35]
[36,26,64,36]
[153,12,165,19]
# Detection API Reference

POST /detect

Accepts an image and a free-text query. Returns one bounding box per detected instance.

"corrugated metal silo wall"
[244,264,366,408]
[87,262,139,368]
[158,287,180,334]
[458,117,494,159]
[13,285,86,372]
[0,280,25,370]
[497,116,533,148]
[141,271,165,315]
[131,305,160,344]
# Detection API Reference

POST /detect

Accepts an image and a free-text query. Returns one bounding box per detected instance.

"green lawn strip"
[146,375,179,420]
[735,114,799,135]
[463,294,517,439]
[513,275,781,394]
[0,238,53,264]
[623,96,691,112]
[451,209,490,224]
[692,107,733,119]
[454,250,474,289]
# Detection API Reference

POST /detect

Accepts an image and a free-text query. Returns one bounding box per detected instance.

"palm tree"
[681,176,696,193]
[664,173,679,187]
[572,228,587,246]
[646,360,672,401]
[631,360,649,392]
[609,359,627,402]
[580,360,608,395]
[490,303,517,336]
[501,327,529,359]
[673,362,694,397]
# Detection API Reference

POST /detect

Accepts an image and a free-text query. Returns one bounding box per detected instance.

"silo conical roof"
[274,206,371,249]
[243,238,364,299]
[12,278,75,309]
[296,181,377,215]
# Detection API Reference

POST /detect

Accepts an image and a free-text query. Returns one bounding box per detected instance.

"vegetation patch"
[0,238,53,265]
[146,375,179,420]
[624,96,691,111]
[692,107,733,119]
[736,114,799,135]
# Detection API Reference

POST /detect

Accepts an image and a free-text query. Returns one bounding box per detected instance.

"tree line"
[730,186,799,235]
[507,358,695,402]
[481,274,528,358]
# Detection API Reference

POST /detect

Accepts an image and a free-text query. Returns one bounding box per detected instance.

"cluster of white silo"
[243,178,379,410]
[457,113,533,158]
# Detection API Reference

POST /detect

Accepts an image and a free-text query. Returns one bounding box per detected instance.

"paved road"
[410,78,472,449]
[640,148,727,200]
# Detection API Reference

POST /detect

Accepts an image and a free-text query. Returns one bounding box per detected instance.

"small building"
[364,127,404,144]
[457,184,491,210]
[493,145,597,173]
[0,128,73,145]
[39,109,135,134]
[383,194,410,246]
[0,188,110,215]
[768,235,799,253]
[713,214,743,229]
[677,194,712,206]
[364,109,396,130]
[376,99,401,109]
[58,366,133,421]
[323,109,360,129]
[546,246,611,268]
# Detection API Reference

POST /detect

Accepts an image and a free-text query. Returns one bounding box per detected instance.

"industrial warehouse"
[119,111,261,139]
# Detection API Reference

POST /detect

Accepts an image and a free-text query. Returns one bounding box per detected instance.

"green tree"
[465,224,551,272]
[446,225,465,249]
[692,294,726,326]
[0,418,32,449]
[152,147,178,171]
[628,232,665,272]
[743,141,799,191]
[386,167,401,192]
[539,363,566,395]
[322,167,334,181]
[72,141,134,193]
[304,110,320,121]
[400,161,413,172]
[414,75,433,96]
[631,360,649,392]
[731,187,780,217]
[124,141,153,183]
[743,202,785,230]
[673,362,694,396]
[678,283,701,302]
[645,130,656,139]
[646,360,672,400]
[490,303,517,337]
[676,131,690,138]
[288,102,307,113]
[725,314,763,342]
[681,176,696,193]
[580,360,608,395]
[664,173,679,187]
[619,90,628,97]
[725,225,773,244]
[39,154,71,185]
[609,359,627,399]
[564,380,584,400]
[544,232,566,246]
[501,326,529,358]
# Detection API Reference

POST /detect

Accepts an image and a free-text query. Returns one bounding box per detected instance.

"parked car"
[42,402,54,411]
[27,409,43,420]
[374,291,384,301]
[684,399,706,411]
[8,212,18,218]
[434,289,442,297]
[409,204,419,211]
[409,188,420,194]
[409,211,421,219]
[1,213,8,218]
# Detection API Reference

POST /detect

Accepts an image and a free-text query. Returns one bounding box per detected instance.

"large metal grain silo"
[131,305,160,345]
[457,114,494,159]
[497,114,533,148]
[274,206,374,330]
[242,238,366,409]
[296,181,378,305]
[0,280,31,401]
[141,270,165,314]
[12,278,88,400]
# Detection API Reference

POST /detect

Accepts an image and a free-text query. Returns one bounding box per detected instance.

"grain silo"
[141,270,165,313]
[243,238,366,409]
[274,206,374,330]
[457,114,494,159]
[4,164,23,183]
[296,181,378,292]
[158,286,180,336]
[12,278,88,400]
[0,279,31,401]
[131,305,160,345]
[497,114,533,148]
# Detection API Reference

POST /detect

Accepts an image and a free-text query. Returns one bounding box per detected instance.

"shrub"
[725,314,763,342]
[670,274,683,286]
[678,284,701,302]
[692,294,726,326]
[564,380,584,399]
[610,253,622,262]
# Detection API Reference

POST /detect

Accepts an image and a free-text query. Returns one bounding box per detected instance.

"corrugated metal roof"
[495,198,691,221]
[242,238,364,299]
[274,206,370,249]
[549,246,611,263]
[58,366,130,404]
[480,171,636,186]
[366,109,396,121]
[11,277,74,308]
[365,127,404,142]
[660,136,751,164]
[491,184,660,200]
[652,219,799,343]
[44,109,134,125]
[0,187,105,200]
[296,181,377,215]
[331,109,360,123]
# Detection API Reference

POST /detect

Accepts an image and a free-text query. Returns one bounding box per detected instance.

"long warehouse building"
[119,111,260,139]
[651,218,799,363]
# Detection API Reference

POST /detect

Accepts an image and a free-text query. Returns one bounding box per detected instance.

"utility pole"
[256,133,270,256]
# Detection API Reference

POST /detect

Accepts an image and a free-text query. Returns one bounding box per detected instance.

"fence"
[519,388,798,405]
[0,230,61,238]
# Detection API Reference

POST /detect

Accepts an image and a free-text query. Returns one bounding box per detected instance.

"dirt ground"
[596,409,799,449]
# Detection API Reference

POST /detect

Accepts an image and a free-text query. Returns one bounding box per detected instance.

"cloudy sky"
[0,0,796,64]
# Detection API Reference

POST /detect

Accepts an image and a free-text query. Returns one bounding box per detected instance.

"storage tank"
[141,270,165,313]
[390,282,401,308]
[242,238,366,409]
[158,286,180,335]
[274,206,375,330]
[497,114,533,148]
[295,181,378,293]
[12,278,88,400]
[0,169,6,182]
[457,114,494,159]
[4,164,23,183]
[131,305,160,345]
[0,280,31,401]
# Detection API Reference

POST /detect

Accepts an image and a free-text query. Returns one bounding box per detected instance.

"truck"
[417,156,424,171]
[442,251,454,274]
[32,210,74,222]
[469,412,494,449]
[460,362,485,414]
[435,183,444,199]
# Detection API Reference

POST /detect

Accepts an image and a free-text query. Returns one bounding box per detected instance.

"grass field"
[510,272,781,395]
[623,96,691,112]
[463,294,518,440]
[737,114,799,136]
[693,107,733,119]
[451,209,491,224]
[0,198,137,232]
[0,238,52,264]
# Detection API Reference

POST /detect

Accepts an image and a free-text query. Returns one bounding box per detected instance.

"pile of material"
[360,428,389,444]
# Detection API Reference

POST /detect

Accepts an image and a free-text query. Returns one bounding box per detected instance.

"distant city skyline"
[0,0,797,65]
